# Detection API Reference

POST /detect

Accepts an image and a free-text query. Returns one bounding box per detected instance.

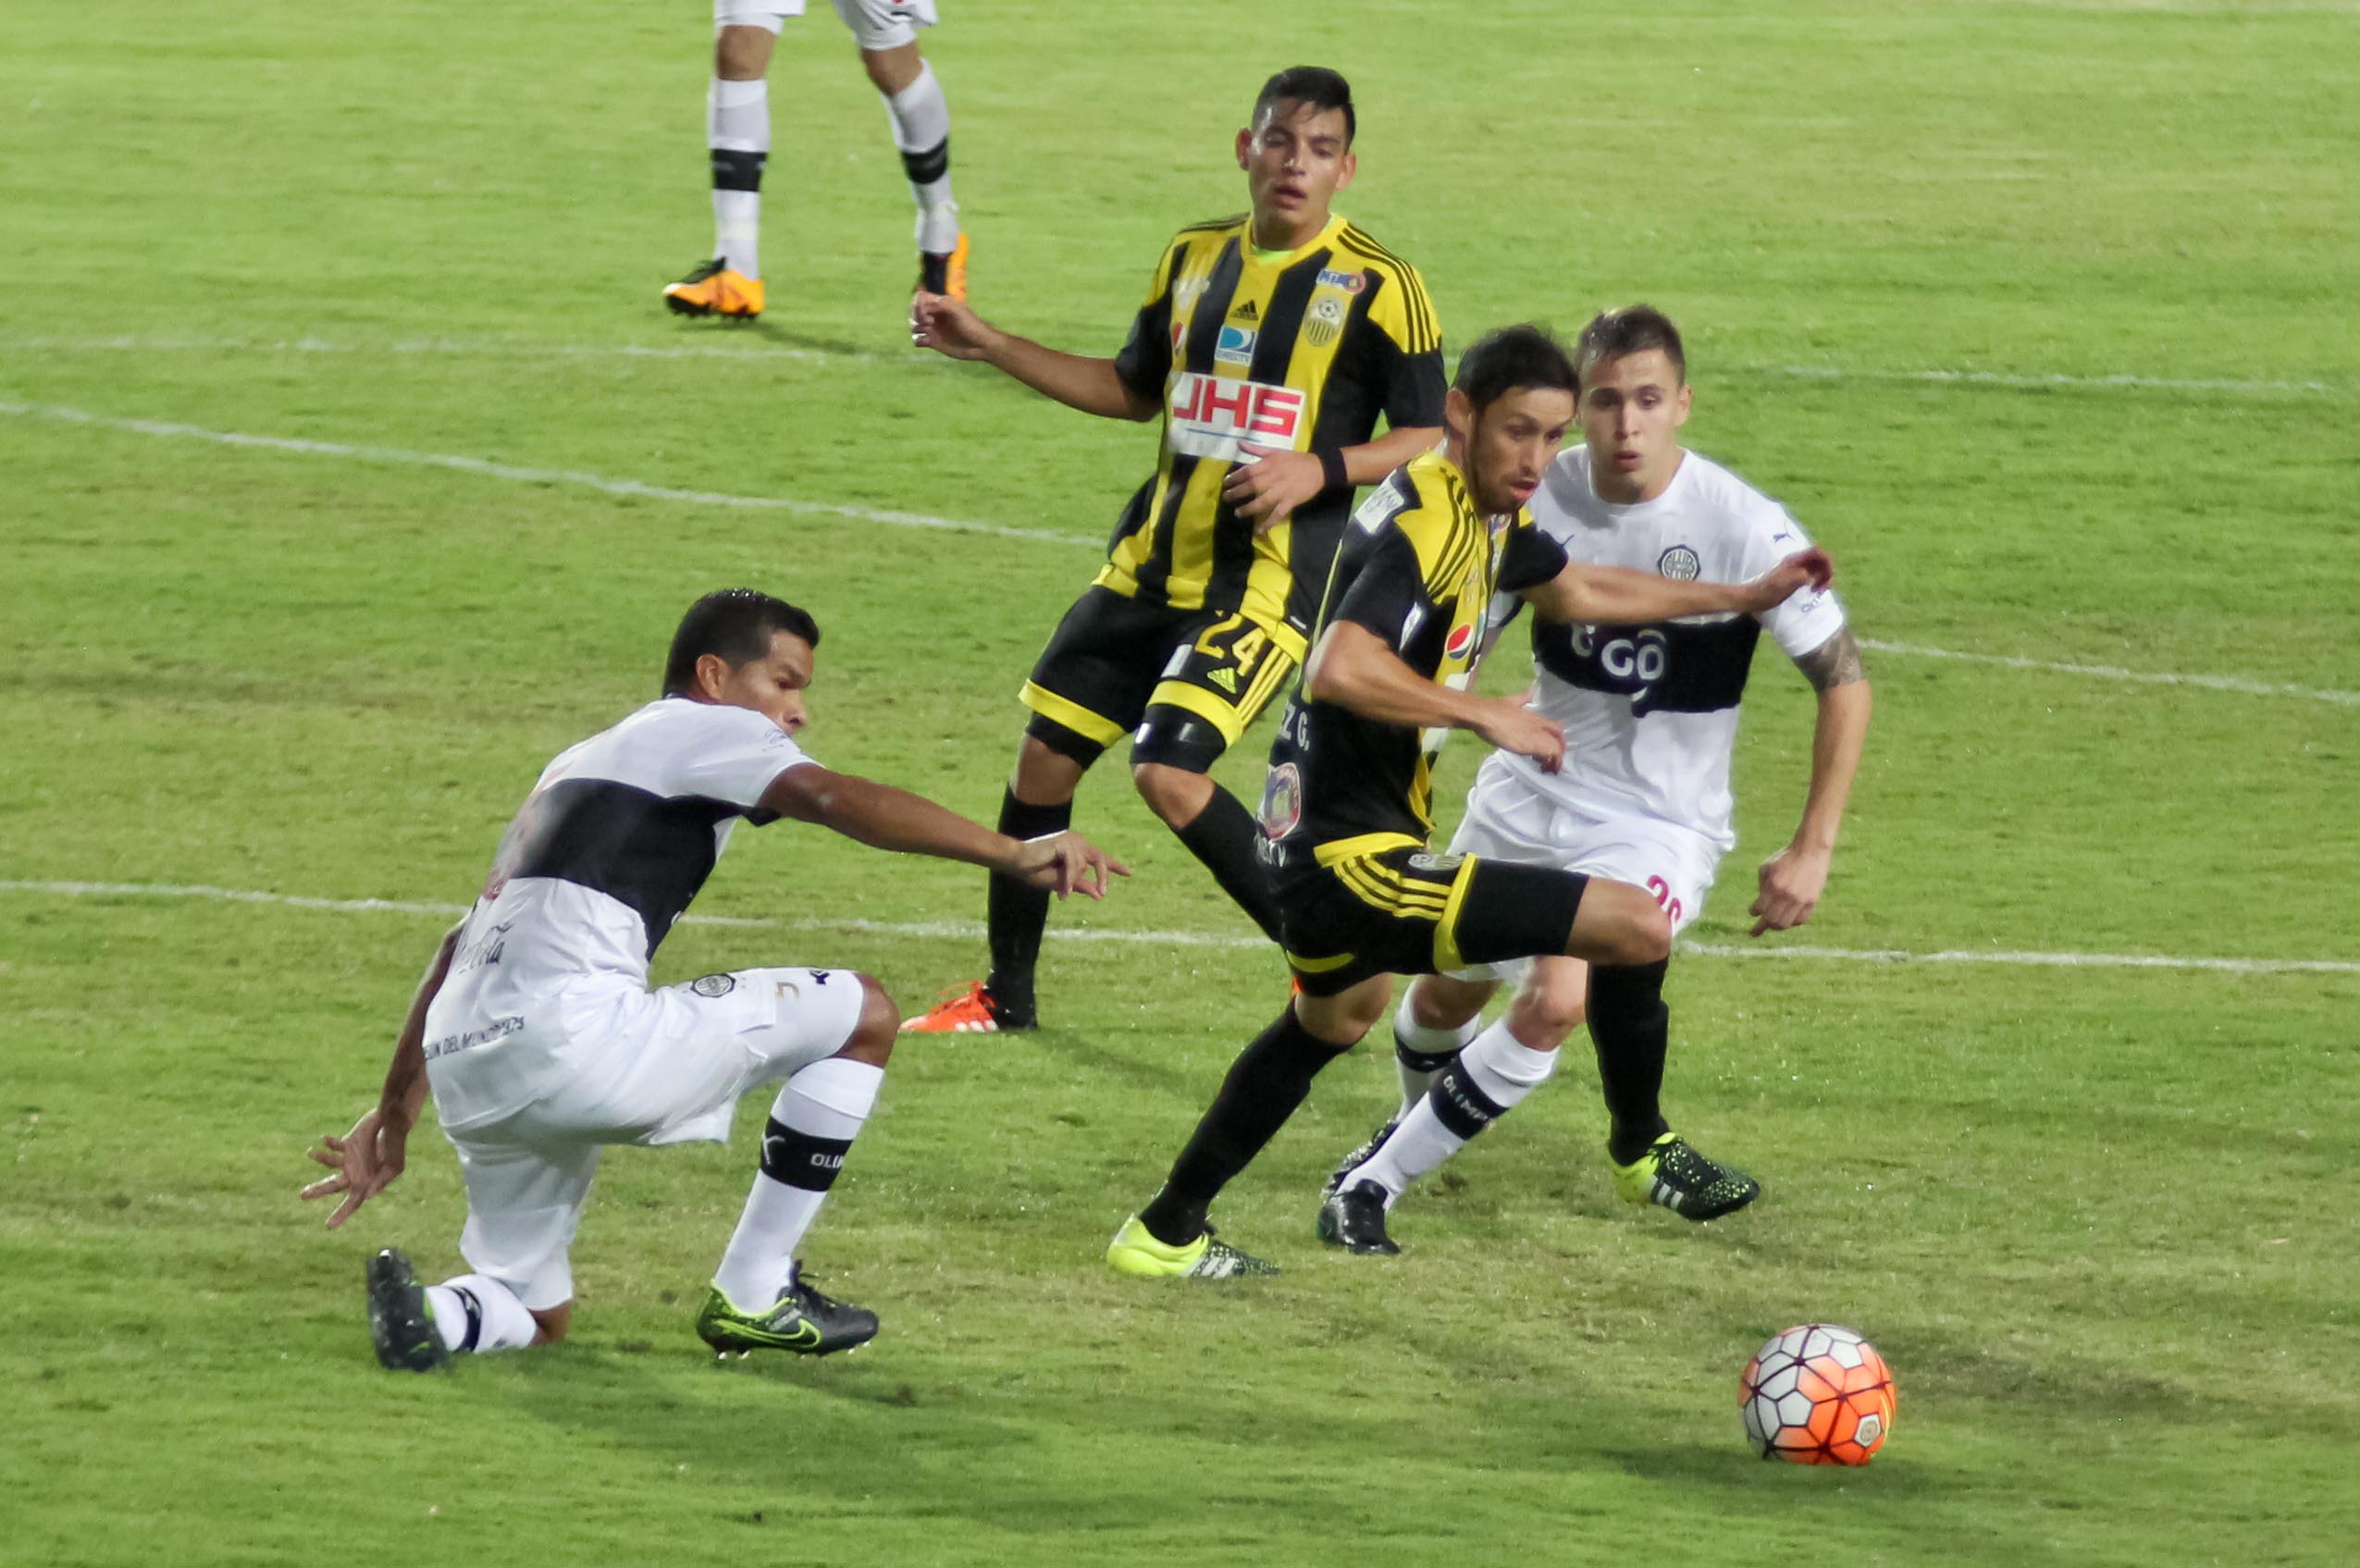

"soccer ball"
[1738,1324,1897,1465]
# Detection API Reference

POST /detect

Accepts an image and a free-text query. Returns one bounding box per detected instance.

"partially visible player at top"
[1316,305,1874,1257]
[903,67,1446,1033]
[1103,326,1834,1278]
[299,589,1123,1368]
[664,0,966,321]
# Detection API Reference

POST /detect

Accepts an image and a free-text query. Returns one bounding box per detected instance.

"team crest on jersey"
[1659,545,1702,581]
[1316,267,1366,293]
[1259,762,1304,841]
[1304,294,1347,348]
[690,973,736,998]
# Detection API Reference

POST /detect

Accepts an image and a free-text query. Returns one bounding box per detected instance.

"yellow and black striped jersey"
[1102,213,1445,657]
[1255,451,1569,880]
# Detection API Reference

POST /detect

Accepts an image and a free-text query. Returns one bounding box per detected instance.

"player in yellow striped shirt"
[906,67,1444,1032]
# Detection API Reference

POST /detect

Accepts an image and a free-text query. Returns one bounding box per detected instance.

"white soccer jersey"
[1503,446,1847,851]
[424,698,815,1128]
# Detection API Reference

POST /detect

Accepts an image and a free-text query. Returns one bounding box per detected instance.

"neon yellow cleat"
[1106,1216,1278,1278]
[1612,1132,1761,1220]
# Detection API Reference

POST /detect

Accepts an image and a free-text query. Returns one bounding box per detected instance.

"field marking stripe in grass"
[6,331,2354,398]
[1854,637,2360,708]
[8,396,2358,710]
[6,879,2355,976]
[0,399,1086,549]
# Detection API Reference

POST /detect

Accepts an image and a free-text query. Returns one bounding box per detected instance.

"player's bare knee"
[1130,760,1213,828]
[1618,906,1674,967]
[859,43,923,94]
[838,974,899,1066]
[1011,735,1085,806]
[1507,979,1586,1044]
[714,25,773,79]
[1572,883,1673,968]
[1407,975,1486,1032]
[530,1303,573,1345]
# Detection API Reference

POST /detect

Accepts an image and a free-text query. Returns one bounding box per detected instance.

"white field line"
[0,400,1091,549]
[6,331,2354,399]
[1855,638,2360,708]
[1748,363,2351,398]
[7,397,2357,710]
[6,880,2356,976]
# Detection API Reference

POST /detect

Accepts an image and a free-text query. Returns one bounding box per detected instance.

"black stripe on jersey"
[1131,237,1246,604]
[1197,253,1331,610]
[502,777,747,957]
[1341,226,1438,352]
[1532,615,1764,716]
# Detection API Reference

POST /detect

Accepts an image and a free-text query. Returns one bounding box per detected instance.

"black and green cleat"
[697,1275,879,1359]
[1612,1133,1761,1221]
[366,1248,448,1373]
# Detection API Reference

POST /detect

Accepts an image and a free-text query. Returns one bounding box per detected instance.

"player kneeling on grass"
[1320,305,1873,1255]
[1105,325,1831,1278]
[302,588,1124,1368]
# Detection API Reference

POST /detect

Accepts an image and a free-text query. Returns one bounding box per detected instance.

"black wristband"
[1317,447,1350,491]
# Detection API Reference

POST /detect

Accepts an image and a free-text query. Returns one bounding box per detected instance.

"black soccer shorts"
[1278,846,1590,997]
[1019,586,1300,772]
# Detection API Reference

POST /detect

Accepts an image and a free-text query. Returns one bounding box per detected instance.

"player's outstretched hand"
[1740,548,1835,614]
[1471,699,1565,774]
[1010,830,1132,900]
[1225,444,1326,533]
[910,291,997,360]
[301,1105,411,1228]
[1749,843,1833,936]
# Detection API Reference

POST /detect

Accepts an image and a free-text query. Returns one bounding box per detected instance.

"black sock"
[983,789,1070,1024]
[1589,960,1673,1165]
[1141,1008,1344,1245]
[1173,784,1285,944]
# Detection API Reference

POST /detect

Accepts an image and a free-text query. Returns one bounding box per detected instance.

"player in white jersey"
[662,0,967,321]
[1317,306,1873,1255]
[301,589,1123,1369]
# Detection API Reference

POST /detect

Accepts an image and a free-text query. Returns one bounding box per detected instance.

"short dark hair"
[1576,304,1687,386]
[1253,66,1354,147]
[661,588,820,698]
[1452,324,1579,413]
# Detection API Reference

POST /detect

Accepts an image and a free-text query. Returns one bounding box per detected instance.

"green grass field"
[6,1,2358,1562]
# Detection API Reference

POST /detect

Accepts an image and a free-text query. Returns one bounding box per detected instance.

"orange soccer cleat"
[663,258,765,320]
[918,231,969,302]
[899,979,1016,1034]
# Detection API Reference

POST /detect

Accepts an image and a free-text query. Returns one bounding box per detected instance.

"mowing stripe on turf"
[5,880,2354,976]
[6,332,2354,399]
[7,396,2357,710]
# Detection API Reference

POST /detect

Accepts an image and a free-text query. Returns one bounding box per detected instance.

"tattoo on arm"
[1795,627,1867,692]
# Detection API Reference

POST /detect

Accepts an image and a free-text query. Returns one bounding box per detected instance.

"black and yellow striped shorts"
[1018,586,1299,772]
[1279,846,1589,998]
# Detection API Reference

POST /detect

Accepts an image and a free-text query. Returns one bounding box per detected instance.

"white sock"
[1392,995,1480,1117]
[1350,1021,1557,1203]
[709,76,769,278]
[883,63,958,253]
[711,1057,883,1310]
[426,1272,538,1353]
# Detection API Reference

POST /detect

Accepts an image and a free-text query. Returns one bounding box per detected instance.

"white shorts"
[1443,753,1722,982]
[439,965,865,1309]
[716,0,939,51]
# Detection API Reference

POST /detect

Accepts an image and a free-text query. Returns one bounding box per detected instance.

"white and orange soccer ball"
[1738,1324,1897,1465]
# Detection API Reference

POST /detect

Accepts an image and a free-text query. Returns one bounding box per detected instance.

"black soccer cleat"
[1612,1132,1761,1221]
[366,1248,448,1373]
[1325,1118,1399,1196]
[698,1273,880,1358]
[1316,1179,1401,1256]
